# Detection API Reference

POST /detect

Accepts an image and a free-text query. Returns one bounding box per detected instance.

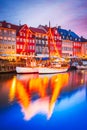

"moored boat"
[16,66,68,74]
[76,65,87,70]
[37,67,68,74]
[16,67,39,74]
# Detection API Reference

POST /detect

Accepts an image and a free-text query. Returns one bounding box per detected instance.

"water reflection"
[58,87,86,110]
[0,70,87,121]
[8,73,69,120]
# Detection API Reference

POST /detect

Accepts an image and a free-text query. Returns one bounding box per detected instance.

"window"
[8,46,11,49]
[4,37,7,40]
[30,39,32,43]
[79,38,81,41]
[0,23,2,26]
[38,39,41,44]
[33,46,35,50]
[54,36,56,40]
[30,34,32,38]
[75,38,77,41]
[17,37,19,41]
[12,31,15,34]
[0,36,3,39]
[17,45,19,49]
[12,38,15,41]
[23,39,26,42]
[30,45,32,50]
[63,36,65,39]
[4,46,6,49]
[33,39,34,43]
[42,40,44,44]
[28,45,30,50]
[39,34,41,38]
[23,33,25,36]
[7,24,11,28]
[12,45,15,49]
[20,45,22,49]
[20,38,22,42]
[4,30,7,33]
[55,30,57,34]
[8,37,11,41]
[36,46,38,52]
[45,36,48,39]
[20,33,22,36]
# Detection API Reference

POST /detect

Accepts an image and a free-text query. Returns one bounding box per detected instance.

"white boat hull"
[16,67,68,74]
[16,67,38,74]
[76,65,87,70]
[37,67,68,74]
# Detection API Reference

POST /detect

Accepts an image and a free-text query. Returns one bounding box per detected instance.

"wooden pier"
[0,60,26,73]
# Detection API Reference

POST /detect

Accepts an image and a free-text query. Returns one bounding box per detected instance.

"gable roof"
[30,27,46,34]
[58,27,81,41]
[81,37,87,42]
[0,20,24,35]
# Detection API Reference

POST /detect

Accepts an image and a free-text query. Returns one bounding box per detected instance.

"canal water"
[0,70,87,130]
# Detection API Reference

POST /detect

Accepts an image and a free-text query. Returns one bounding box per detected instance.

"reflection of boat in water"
[58,87,86,110]
[16,66,68,74]
[9,74,86,121]
[21,96,55,121]
[17,73,39,81]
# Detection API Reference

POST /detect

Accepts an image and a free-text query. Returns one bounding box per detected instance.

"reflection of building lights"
[57,87,86,110]
[9,76,16,102]
[21,97,55,121]
[8,73,69,120]
[16,80,30,108]
[50,73,69,110]
[81,79,84,84]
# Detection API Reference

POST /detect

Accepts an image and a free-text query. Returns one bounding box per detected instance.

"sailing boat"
[16,24,68,74]
[36,22,68,74]
[16,56,39,73]
[16,28,39,74]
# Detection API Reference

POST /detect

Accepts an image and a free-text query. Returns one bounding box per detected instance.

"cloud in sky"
[0,0,87,38]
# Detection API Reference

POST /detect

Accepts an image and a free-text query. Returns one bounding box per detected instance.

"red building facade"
[73,40,82,56]
[50,27,62,57]
[38,25,62,57]
[16,24,35,56]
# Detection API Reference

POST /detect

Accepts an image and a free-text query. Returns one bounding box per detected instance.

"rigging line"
[48,28,60,57]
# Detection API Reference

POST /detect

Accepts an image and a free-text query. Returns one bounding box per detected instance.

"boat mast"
[48,21,51,59]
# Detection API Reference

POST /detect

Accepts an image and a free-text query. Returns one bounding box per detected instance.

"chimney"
[68,29,71,36]
[19,20,21,26]
[49,21,51,28]
[58,26,61,29]
[3,20,6,23]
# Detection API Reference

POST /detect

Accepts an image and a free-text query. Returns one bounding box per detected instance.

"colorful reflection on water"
[0,70,87,130]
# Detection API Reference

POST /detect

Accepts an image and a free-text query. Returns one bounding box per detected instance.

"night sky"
[0,0,87,38]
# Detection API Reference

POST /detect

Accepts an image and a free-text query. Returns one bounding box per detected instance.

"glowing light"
[49,73,69,110]
[21,97,52,121]
[47,27,61,57]
[10,73,69,121]
[9,76,16,102]
[16,80,30,108]
[29,77,49,97]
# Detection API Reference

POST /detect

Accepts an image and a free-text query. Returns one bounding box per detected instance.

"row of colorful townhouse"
[0,20,87,61]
